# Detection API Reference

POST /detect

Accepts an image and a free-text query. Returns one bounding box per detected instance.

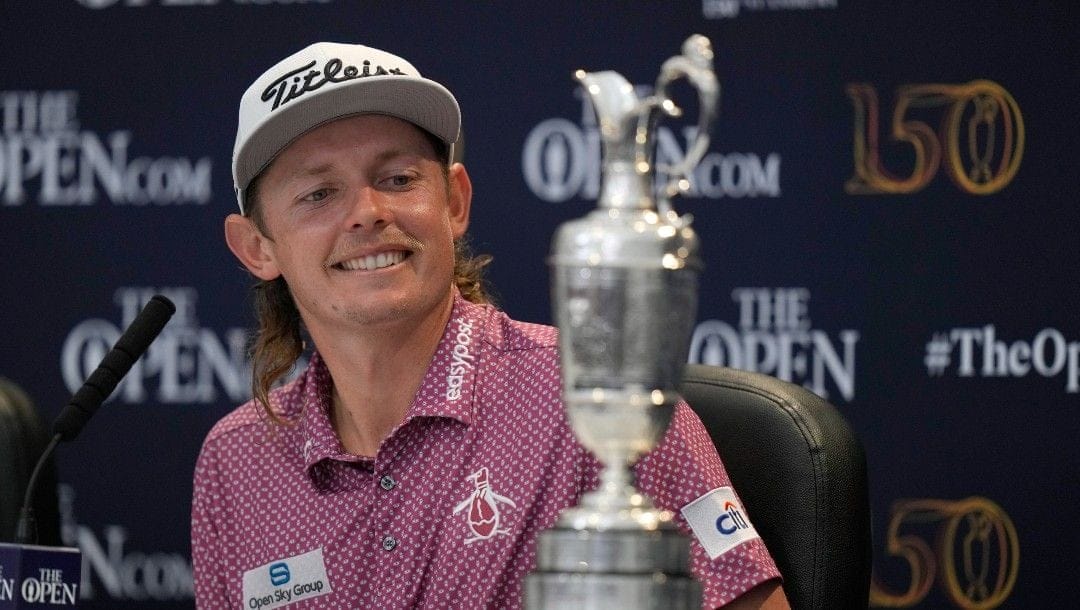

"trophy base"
[524,571,701,610]
[524,526,701,610]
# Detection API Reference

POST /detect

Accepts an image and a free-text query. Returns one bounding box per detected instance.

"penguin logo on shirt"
[453,467,517,544]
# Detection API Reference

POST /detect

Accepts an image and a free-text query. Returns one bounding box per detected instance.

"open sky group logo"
[268,563,290,587]
[242,549,332,610]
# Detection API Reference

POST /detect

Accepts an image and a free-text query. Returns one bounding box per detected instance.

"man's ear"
[224,214,281,281]
[447,162,472,239]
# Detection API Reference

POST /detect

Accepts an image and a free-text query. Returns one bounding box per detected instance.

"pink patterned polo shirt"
[191,295,779,609]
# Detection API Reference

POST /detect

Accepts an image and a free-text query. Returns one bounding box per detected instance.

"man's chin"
[341,292,453,330]
[342,304,410,327]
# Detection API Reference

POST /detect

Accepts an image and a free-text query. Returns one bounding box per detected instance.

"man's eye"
[303,189,330,202]
[388,175,414,188]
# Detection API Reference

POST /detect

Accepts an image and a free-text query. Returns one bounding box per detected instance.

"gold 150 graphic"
[846,81,1024,195]
[870,496,1019,609]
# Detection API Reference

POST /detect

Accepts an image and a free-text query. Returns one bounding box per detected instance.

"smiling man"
[191,42,788,609]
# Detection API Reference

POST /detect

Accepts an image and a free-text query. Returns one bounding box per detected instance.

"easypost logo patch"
[445,317,475,401]
[681,487,760,559]
[242,548,331,609]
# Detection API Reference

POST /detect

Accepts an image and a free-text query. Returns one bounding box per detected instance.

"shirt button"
[379,475,396,491]
[382,535,398,551]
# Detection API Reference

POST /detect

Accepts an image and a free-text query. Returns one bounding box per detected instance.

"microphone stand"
[15,433,61,544]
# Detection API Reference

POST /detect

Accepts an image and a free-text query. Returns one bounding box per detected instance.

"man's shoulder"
[480,305,559,354]
[201,375,307,447]
[202,400,262,445]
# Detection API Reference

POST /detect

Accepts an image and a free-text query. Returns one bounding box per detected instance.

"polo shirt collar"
[404,293,486,424]
[297,352,345,471]
[299,293,489,473]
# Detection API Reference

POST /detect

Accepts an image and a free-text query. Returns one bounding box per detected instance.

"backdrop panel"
[1,1,1076,607]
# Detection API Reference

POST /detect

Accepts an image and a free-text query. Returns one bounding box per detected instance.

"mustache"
[325,230,424,264]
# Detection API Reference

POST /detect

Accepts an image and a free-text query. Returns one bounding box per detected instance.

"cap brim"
[234,75,460,195]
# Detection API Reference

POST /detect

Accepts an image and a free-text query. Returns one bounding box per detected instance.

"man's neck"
[309,294,456,457]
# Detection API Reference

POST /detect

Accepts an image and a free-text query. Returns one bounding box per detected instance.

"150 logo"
[846,81,1023,195]
[871,497,1018,609]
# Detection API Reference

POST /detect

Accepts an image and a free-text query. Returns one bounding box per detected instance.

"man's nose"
[345,187,393,230]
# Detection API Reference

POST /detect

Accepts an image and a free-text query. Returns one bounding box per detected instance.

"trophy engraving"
[525,35,719,609]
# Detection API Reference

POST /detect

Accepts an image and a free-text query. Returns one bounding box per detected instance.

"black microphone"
[52,294,176,441]
[15,295,175,544]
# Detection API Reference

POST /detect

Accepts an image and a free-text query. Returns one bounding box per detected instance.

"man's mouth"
[334,250,408,271]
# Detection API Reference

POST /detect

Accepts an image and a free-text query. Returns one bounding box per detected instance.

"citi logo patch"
[681,486,761,559]
[716,500,751,535]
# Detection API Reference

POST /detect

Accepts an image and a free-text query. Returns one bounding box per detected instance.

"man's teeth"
[339,251,406,271]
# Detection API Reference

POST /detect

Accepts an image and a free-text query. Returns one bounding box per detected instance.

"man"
[192,41,788,609]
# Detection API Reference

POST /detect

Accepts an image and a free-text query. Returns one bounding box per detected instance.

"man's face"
[235,114,471,336]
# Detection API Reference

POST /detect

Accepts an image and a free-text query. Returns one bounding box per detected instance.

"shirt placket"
[366,427,413,609]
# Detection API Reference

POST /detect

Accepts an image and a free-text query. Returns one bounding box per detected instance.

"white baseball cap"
[232,42,461,214]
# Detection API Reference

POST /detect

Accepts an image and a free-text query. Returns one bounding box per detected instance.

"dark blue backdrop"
[2,1,1076,607]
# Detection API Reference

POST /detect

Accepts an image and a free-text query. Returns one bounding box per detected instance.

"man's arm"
[191,440,231,609]
[723,580,790,609]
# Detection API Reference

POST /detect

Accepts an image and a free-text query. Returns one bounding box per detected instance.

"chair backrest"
[680,364,872,610]
[0,377,61,545]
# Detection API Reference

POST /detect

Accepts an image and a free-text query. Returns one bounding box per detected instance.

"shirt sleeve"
[634,401,782,608]
[191,437,231,610]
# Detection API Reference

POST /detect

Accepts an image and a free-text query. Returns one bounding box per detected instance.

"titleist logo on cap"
[261,57,407,111]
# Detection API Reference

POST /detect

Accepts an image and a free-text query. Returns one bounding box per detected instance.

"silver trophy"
[525,35,719,609]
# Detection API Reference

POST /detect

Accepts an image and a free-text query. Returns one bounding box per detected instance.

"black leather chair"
[0,377,61,545]
[680,365,872,610]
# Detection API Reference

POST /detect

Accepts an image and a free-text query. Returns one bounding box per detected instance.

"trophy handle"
[652,34,720,213]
